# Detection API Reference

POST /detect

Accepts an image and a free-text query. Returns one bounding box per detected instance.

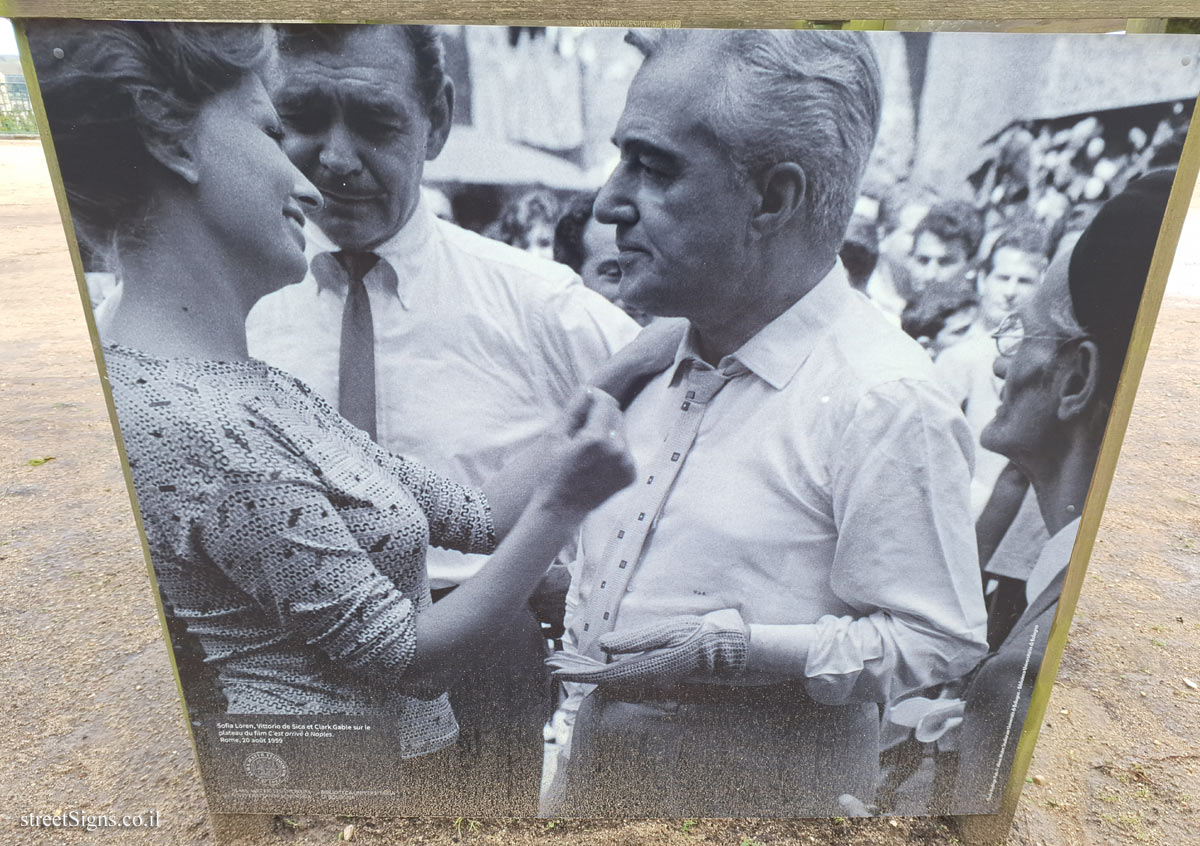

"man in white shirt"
[935,221,1052,518]
[245,24,638,814]
[935,222,1053,653]
[548,28,988,817]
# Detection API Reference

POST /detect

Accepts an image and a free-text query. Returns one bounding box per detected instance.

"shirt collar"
[669,261,853,391]
[1025,517,1080,606]
[305,195,439,310]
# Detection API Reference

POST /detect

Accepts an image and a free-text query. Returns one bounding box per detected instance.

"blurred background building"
[424,27,1199,239]
[0,54,35,135]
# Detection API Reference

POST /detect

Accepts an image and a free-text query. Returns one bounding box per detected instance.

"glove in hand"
[547,608,749,685]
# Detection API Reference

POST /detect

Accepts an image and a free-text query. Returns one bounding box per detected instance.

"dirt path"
[2,138,1198,845]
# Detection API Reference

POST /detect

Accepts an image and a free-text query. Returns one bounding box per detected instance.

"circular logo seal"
[243,751,288,785]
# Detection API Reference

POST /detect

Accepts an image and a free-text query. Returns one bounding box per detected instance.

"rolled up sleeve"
[807,378,989,704]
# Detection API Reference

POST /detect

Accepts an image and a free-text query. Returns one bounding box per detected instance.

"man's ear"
[425,78,455,161]
[1056,338,1100,422]
[751,162,807,237]
[144,127,201,186]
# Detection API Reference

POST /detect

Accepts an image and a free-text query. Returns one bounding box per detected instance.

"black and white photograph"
[21,18,1200,820]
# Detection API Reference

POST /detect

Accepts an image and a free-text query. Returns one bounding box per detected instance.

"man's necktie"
[574,361,741,660]
[311,250,396,441]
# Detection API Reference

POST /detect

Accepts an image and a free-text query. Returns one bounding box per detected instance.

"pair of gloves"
[546,608,749,685]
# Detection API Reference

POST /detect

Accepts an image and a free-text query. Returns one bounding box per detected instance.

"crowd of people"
[28,19,1182,819]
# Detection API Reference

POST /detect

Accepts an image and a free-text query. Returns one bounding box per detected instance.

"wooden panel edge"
[4,1,1200,25]
[10,15,225,815]
[953,92,1200,846]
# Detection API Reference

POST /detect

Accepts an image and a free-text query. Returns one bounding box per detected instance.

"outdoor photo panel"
[22,18,1200,819]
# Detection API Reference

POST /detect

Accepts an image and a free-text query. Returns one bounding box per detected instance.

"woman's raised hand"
[538,388,636,519]
[413,388,634,680]
[590,318,688,408]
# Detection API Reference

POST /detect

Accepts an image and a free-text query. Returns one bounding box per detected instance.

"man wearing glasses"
[954,170,1175,806]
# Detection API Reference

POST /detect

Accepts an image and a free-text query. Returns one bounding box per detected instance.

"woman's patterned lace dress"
[104,345,496,759]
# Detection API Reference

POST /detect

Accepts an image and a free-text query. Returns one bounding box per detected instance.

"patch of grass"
[0,111,37,133]
[1097,791,1120,803]
[452,817,482,838]
[1113,810,1159,843]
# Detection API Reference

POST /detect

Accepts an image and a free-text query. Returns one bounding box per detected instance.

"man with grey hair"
[548,29,988,816]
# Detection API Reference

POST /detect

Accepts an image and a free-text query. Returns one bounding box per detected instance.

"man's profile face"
[910,231,970,293]
[980,252,1071,466]
[877,202,927,297]
[271,28,448,250]
[579,216,651,325]
[579,217,622,302]
[594,41,759,326]
[979,246,1043,328]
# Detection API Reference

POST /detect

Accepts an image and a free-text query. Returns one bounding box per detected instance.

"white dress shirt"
[865,264,906,328]
[561,265,989,707]
[246,197,639,587]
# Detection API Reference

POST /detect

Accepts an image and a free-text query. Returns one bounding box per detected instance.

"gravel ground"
[2,138,1198,845]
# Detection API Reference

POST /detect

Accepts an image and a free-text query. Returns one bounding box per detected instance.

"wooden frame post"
[5,6,1199,844]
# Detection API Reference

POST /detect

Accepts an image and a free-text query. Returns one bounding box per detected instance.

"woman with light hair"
[27,20,640,755]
